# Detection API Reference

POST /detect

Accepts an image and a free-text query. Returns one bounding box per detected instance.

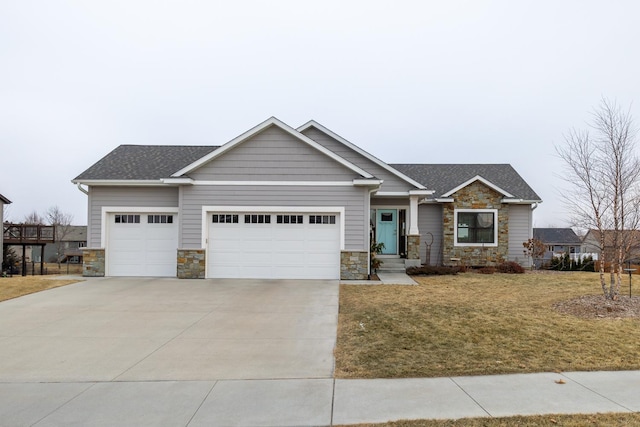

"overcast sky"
[1,1,639,227]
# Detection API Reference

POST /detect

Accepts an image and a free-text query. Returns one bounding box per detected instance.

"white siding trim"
[172,117,373,179]
[201,206,345,251]
[193,181,356,186]
[453,208,499,247]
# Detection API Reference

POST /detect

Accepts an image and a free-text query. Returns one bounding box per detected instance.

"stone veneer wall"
[340,250,368,280]
[82,248,105,277]
[443,181,509,266]
[177,249,206,279]
[407,235,420,260]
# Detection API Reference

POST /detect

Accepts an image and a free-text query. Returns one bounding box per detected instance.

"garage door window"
[309,215,336,225]
[148,215,173,224]
[212,214,238,224]
[244,214,271,224]
[114,214,140,224]
[276,215,303,224]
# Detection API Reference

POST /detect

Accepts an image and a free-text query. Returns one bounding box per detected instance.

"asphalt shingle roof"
[391,164,541,201]
[74,145,219,180]
[533,228,581,244]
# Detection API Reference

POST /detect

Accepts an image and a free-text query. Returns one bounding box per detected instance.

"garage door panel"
[107,212,178,277]
[208,211,340,280]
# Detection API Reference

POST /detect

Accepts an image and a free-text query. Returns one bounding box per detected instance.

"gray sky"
[1,0,639,227]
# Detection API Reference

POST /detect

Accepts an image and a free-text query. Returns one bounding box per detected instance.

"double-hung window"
[455,209,497,246]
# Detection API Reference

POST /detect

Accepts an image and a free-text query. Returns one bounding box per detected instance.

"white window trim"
[453,208,498,247]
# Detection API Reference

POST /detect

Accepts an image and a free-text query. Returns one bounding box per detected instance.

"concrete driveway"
[0,277,339,382]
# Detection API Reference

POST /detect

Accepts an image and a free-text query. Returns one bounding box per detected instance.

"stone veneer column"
[81,248,105,277]
[340,250,368,280]
[177,249,206,279]
[406,235,421,267]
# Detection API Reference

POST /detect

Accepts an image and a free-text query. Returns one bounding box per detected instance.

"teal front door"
[376,209,397,255]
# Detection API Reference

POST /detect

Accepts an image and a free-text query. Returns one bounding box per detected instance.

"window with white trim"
[212,214,238,224]
[148,215,174,224]
[114,214,140,224]
[309,215,336,225]
[244,214,271,224]
[276,215,303,224]
[455,210,497,245]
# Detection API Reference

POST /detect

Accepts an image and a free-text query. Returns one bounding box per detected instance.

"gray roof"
[533,228,581,244]
[0,193,11,204]
[390,164,541,201]
[61,225,87,242]
[74,145,219,180]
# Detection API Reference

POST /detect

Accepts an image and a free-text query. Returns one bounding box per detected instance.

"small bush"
[496,261,525,274]
[477,267,496,274]
[406,265,460,276]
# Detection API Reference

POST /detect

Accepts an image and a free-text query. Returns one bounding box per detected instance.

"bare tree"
[23,210,44,225]
[46,206,74,267]
[557,98,640,300]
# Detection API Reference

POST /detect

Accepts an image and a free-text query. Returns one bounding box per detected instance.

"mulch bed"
[553,295,640,319]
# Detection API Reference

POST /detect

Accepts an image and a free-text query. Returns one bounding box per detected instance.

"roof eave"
[71,179,167,186]
[297,120,427,190]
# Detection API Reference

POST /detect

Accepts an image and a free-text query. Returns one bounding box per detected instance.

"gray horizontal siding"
[302,127,415,193]
[190,126,359,181]
[508,204,533,267]
[418,204,443,265]
[87,186,179,247]
[180,185,367,250]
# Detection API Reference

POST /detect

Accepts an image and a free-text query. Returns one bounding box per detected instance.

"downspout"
[76,183,89,195]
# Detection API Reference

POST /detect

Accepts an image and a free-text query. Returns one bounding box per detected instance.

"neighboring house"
[72,117,542,280]
[0,193,11,253]
[39,225,87,263]
[582,229,640,262]
[533,228,583,262]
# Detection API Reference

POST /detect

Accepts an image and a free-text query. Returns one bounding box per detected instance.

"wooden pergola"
[3,224,55,276]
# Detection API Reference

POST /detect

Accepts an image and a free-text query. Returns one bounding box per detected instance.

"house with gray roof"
[72,117,542,279]
[533,228,583,263]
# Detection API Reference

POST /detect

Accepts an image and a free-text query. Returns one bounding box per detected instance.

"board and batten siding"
[190,126,360,181]
[180,185,368,250]
[418,204,443,266]
[87,186,179,247]
[301,127,417,193]
[508,204,533,267]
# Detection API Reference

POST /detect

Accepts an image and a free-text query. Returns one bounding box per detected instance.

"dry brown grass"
[336,272,640,378]
[335,413,640,427]
[0,275,81,302]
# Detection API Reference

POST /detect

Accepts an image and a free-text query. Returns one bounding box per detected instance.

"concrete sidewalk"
[1,371,639,426]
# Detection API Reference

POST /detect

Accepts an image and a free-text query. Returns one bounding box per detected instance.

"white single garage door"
[107,213,178,277]
[207,211,340,279]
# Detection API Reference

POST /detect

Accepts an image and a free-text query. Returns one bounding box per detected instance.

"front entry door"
[376,209,397,255]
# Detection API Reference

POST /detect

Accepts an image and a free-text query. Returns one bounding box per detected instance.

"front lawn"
[0,275,81,302]
[335,272,640,378]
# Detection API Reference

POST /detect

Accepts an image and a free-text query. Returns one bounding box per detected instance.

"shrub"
[477,267,496,274]
[406,266,460,276]
[496,261,525,274]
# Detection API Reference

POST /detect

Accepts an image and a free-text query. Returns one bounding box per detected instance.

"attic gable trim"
[171,117,373,179]
[297,120,427,190]
[442,175,514,198]
[0,194,11,204]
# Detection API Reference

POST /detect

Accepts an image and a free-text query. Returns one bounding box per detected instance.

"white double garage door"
[106,209,341,279]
